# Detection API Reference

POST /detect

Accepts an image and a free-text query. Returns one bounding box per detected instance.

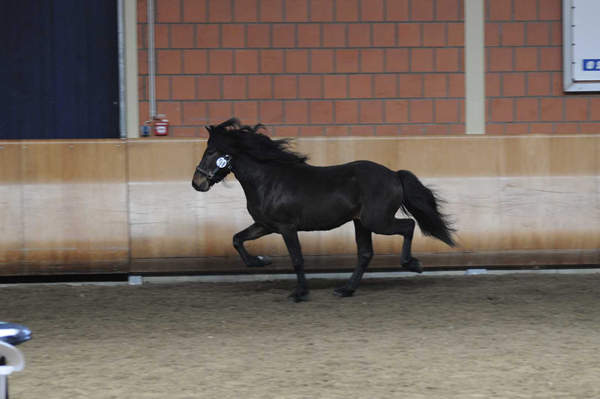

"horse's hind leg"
[363,214,422,273]
[233,223,273,267]
[334,220,373,297]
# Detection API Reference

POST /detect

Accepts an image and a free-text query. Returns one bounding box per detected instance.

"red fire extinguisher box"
[153,114,169,136]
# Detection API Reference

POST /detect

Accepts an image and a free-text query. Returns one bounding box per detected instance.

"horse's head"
[192,124,234,192]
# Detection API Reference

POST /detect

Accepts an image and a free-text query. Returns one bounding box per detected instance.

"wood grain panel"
[0,143,24,267]
[20,142,129,270]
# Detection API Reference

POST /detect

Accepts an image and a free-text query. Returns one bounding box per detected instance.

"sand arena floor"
[3,272,600,398]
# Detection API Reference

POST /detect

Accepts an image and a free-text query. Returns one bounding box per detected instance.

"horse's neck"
[231,155,275,192]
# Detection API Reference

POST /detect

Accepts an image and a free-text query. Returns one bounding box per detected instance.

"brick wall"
[485,0,600,134]
[137,0,465,137]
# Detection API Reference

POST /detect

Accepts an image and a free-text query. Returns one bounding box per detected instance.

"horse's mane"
[211,118,308,164]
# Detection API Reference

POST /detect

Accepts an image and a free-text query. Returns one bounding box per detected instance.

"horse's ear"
[205,125,214,135]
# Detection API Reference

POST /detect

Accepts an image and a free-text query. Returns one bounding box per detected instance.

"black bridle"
[196,154,233,184]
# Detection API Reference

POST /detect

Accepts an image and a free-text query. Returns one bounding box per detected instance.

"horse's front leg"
[233,223,273,267]
[280,227,309,302]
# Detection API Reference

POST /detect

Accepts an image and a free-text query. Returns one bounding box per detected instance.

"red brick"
[589,98,600,120]
[580,123,600,133]
[485,23,500,46]
[411,48,434,72]
[526,22,549,45]
[172,76,196,100]
[233,101,258,123]
[373,23,396,46]
[196,76,221,99]
[349,74,372,98]
[157,0,180,22]
[285,0,308,21]
[335,0,359,21]
[208,102,233,124]
[310,0,334,21]
[489,98,514,122]
[336,49,360,72]
[514,0,537,20]
[260,50,284,73]
[501,23,525,46]
[275,126,300,136]
[360,100,384,123]
[182,102,207,125]
[488,0,511,20]
[554,123,580,134]
[138,24,146,49]
[183,0,206,22]
[448,74,464,97]
[260,0,284,21]
[310,101,334,123]
[361,49,385,72]
[139,76,147,101]
[348,24,371,47]
[503,73,526,96]
[260,101,284,123]
[398,74,423,97]
[550,22,561,45]
[274,76,298,99]
[208,50,233,73]
[156,76,170,100]
[196,25,220,48]
[311,49,334,72]
[550,72,563,96]
[221,25,245,48]
[350,125,375,136]
[409,99,434,122]
[488,48,513,72]
[361,0,384,21]
[300,126,325,136]
[323,75,347,98]
[138,0,147,23]
[234,50,259,73]
[435,99,459,122]
[485,123,504,134]
[539,47,561,71]
[138,50,148,74]
[183,50,207,73]
[171,127,198,137]
[515,48,537,71]
[273,24,296,47]
[248,75,273,98]
[155,25,169,48]
[504,123,530,134]
[436,0,461,21]
[540,98,563,121]
[297,24,321,47]
[540,0,561,20]
[412,0,433,20]
[565,98,589,121]
[386,0,409,21]
[286,50,309,73]
[375,125,400,136]
[157,50,182,74]
[423,23,446,47]
[323,24,346,47]
[385,49,410,72]
[234,0,258,21]
[298,75,322,98]
[335,100,359,123]
[173,24,195,48]
[424,74,447,97]
[515,98,538,121]
[526,72,551,96]
[436,48,460,72]
[223,76,247,99]
[486,73,500,96]
[326,126,349,136]
[285,101,309,123]
[397,23,421,47]
[208,0,231,21]
[247,25,271,47]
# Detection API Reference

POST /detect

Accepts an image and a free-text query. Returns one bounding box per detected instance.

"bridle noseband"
[196,155,232,183]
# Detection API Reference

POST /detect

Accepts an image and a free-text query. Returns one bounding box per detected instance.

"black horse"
[192,118,455,301]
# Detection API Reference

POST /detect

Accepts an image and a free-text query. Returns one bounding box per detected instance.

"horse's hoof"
[288,289,309,302]
[333,287,355,297]
[402,257,423,273]
[246,255,272,267]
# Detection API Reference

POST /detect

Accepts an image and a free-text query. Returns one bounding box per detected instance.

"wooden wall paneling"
[21,141,129,272]
[0,143,24,271]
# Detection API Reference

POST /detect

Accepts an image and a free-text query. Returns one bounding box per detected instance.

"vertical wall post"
[465,0,486,134]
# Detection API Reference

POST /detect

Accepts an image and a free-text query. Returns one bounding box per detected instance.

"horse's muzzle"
[192,179,210,192]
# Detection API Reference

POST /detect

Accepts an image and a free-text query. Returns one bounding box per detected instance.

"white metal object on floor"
[0,341,25,399]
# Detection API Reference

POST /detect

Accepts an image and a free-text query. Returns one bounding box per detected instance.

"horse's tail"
[397,170,456,247]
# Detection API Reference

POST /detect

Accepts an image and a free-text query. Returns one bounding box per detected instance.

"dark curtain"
[2,0,119,139]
